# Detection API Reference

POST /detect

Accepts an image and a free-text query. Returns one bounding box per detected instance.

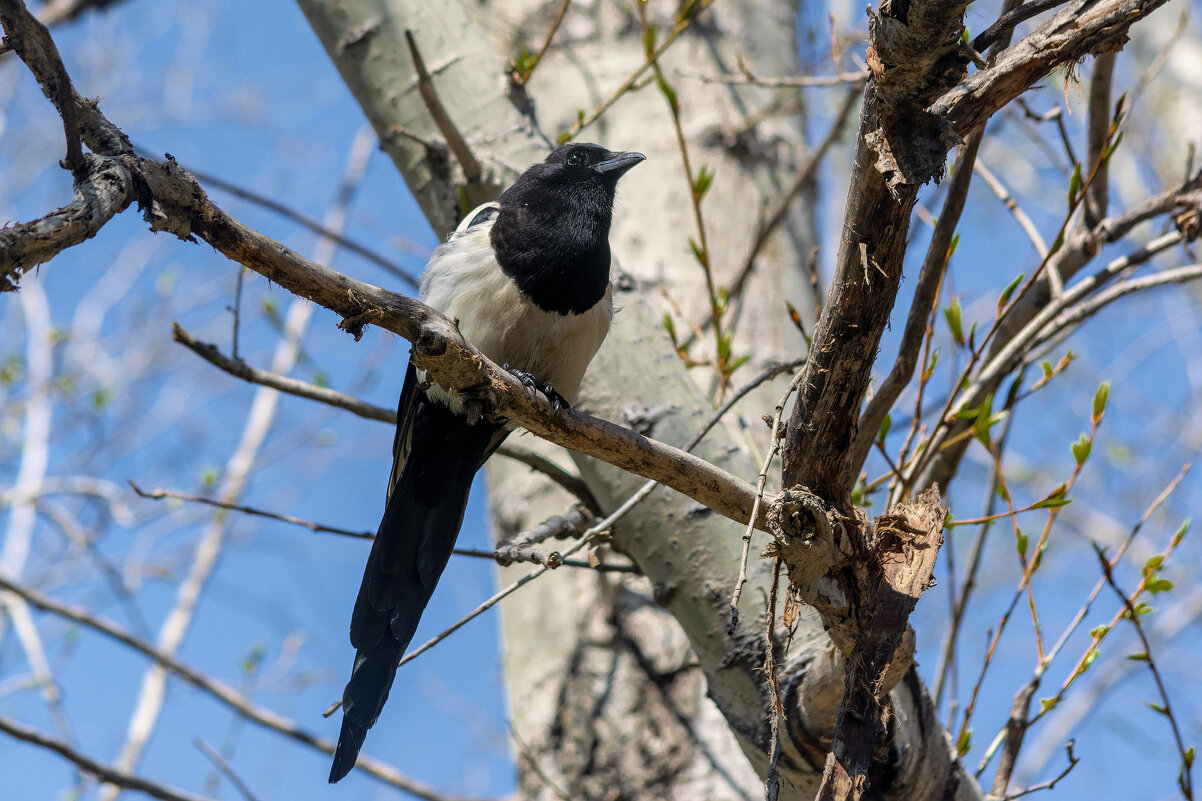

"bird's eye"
[566,152,584,167]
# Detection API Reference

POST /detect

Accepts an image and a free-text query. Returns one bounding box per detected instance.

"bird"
[329,142,644,783]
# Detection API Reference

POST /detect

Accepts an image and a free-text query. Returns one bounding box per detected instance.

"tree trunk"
[296,1,981,797]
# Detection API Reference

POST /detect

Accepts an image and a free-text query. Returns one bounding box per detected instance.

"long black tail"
[329,389,502,783]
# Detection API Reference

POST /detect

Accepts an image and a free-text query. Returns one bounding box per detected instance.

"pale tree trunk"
[296,1,977,798]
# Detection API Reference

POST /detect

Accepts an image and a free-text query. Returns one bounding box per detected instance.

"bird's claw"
[504,365,571,411]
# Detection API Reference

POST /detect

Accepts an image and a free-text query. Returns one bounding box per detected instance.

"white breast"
[418,223,613,413]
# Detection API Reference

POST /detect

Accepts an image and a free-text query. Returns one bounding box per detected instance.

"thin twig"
[727,371,806,632]
[686,68,869,88]
[728,85,860,307]
[558,0,717,142]
[971,0,1075,53]
[171,323,601,508]
[764,557,784,801]
[405,29,481,184]
[1001,741,1078,801]
[194,741,261,801]
[0,574,468,801]
[0,716,216,801]
[512,0,571,84]
[973,158,1050,260]
[1095,545,1194,800]
[178,162,418,288]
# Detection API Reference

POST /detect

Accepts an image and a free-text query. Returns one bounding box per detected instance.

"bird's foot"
[504,365,571,411]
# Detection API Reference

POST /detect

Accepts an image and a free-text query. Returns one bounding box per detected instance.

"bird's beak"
[594,151,646,177]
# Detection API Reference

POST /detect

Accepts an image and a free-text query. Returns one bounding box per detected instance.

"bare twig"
[973,158,1050,259]
[171,323,601,507]
[558,0,717,142]
[970,0,1075,55]
[727,370,805,632]
[511,0,571,84]
[0,574,471,800]
[1095,545,1194,800]
[405,29,482,185]
[727,85,860,308]
[1001,741,1078,801]
[686,68,869,88]
[179,162,419,288]
[0,716,216,801]
[170,323,395,421]
[194,741,260,801]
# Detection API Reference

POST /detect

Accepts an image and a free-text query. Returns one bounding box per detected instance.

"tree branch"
[0,715,215,801]
[0,5,770,532]
[0,574,484,801]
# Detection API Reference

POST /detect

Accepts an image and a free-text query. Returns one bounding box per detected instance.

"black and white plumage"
[329,143,644,783]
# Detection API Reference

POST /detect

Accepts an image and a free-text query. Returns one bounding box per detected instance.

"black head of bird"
[490,143,645,315]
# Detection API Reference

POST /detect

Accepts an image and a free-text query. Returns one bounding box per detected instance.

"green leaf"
[641,24,657,58]
[1040,360,1054,379]
[1068,162,1083,206]
[948,232,961,259]
[656,74,678,111]
[998,273,1024,311]
[923,349,940,381]
[1103,131,1124,162]
[944,298,964,346]
[688,237,706,266]
[1072,434,1091,466]
[1127,601,1153,618]
[717,331,733,364]
[1092,382,1109,425]
[729,353,751,373]
[879,413,892,444]
[956,729,972,757]
[1172,518,1190,547]
[1143,554,1164,575]
[1146,578,1175,594]
[1040,697,1059,713]
[662,312,677,344]
[1083,647,1099,670]
[1033,497,1072,510]
[693,165,714,201]
[1016,530,1029,558]
[1127,651,1149,661]
[1089,624,1109,638]
[676,0,701,23]
[1049,226,1066,257]
[1147,702,1169,716]
[1184,747,1195,768]
[512,46,535,77]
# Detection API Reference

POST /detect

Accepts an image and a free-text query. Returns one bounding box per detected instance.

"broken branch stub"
[765,486,946,687]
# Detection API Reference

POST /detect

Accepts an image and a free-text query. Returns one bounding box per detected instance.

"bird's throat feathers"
[490,172,615,316]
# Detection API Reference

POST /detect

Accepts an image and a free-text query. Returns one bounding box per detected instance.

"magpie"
[329,143,644,783]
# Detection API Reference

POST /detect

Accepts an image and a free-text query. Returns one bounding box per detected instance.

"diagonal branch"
[0,4,770,532]
[0,715,215,801]
[0,574,485,801]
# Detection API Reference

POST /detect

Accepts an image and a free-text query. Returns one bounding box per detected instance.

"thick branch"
[781,0,969,507]
[0,154,133,289]
[0,96,766,533]
[931,0,1171,136]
